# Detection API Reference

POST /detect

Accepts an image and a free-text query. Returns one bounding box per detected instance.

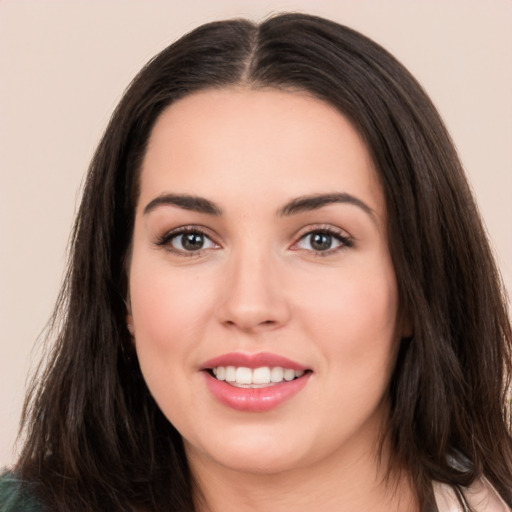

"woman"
[1,12,511,512]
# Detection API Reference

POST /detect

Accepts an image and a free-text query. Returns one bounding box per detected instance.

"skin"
[127,88,416,511]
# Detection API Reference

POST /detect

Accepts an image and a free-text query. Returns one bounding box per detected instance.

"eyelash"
[155,225,219,257]
[292,226,354,256]
[155,225,354,257]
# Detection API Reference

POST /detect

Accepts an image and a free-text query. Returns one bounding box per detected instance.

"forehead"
[139,87,384,217]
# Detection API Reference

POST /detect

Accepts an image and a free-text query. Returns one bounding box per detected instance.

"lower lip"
[203,372,311,412]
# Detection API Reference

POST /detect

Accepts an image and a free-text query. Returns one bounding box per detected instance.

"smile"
[211,366,305,387]
[201,353,312,412]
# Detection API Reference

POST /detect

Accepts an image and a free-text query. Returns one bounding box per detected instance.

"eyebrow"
[143,193,222,216]
[278,193,376,220]
[143,191,376,222]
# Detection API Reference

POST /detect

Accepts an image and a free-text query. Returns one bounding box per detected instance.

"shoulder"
[0,471,43,512]
[433,476,511,512]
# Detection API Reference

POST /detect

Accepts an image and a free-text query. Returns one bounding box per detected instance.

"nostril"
[221,318,278,330]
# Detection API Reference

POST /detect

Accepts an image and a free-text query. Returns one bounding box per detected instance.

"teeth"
[225,366,236,382]
[270,366,283,383]
[284,369,295,381]
[235,367,252,385]
[253,366,271,384]
[211,366,306,387]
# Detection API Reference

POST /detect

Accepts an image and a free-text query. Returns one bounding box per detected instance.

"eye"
[156,228,219,255]
[172,231,216,251]
[294,228,353,254]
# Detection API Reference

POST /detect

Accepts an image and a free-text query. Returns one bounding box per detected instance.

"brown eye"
[178,232,205,251]
[309,232,333,251]
[169,231,217,252]
[295,229,352,253]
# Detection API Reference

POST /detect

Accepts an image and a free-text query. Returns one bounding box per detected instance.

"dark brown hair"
[15,13,512,511]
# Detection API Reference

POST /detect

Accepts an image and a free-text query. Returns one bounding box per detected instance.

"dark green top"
[0,472,42,512]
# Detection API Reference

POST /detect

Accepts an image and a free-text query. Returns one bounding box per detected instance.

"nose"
[216,247,291,333]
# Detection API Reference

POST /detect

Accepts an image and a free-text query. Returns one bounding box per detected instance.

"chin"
[185,428,308,475]
[216,449,302,475]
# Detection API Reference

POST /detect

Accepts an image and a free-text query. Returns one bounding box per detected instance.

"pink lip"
[203,371,311,412]
[201,352,308,371]
[201,352,311,412]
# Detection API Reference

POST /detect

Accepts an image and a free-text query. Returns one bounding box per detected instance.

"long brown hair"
[15,13,512,511]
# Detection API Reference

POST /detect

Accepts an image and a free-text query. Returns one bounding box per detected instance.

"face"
[128,88,404,476]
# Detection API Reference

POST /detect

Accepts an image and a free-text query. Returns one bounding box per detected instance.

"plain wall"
[1,0,511,467]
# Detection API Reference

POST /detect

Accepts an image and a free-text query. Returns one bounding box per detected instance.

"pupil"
[182,233,204,250]
[311,232,332,251]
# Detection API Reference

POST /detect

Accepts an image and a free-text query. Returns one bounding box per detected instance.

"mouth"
[208,366,308,388]
[201,352,312,412]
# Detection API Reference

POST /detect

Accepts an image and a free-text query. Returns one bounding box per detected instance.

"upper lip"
[201,352,309,371]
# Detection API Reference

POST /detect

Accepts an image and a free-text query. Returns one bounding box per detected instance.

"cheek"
[128,258,209,423]
[298,261,397,331]
[293,259,399,373]
[128,253,223,420]
[129,255,215,349]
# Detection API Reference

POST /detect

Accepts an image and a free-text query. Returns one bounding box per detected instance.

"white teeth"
[225,366,236,382]
[284,369,295,381]
[253,367,271,384]
[270,366,284,383]
[235,367,252,385]
[211,366,307,387]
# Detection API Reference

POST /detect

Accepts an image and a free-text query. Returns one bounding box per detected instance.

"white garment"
[433,476,510,512]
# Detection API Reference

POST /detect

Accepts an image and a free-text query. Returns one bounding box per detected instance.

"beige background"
[1,0,511,467]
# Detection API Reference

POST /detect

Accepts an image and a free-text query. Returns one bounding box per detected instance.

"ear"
[126,314,135,336]
[125,295,135,336]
